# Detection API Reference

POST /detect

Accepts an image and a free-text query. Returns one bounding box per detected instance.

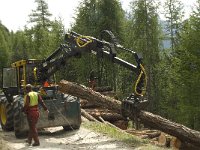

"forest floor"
[0,123,168,150]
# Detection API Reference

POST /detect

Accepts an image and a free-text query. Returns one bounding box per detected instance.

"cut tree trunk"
[84,108,124,122]
[58,80,200,147]
[126,129,161,139]
[59,80,121,113]
[158,132,171,147]
[94,86,112,92]
[81,109,98,122]
[112,120,128,130]
[80,99,97,108]
[170,137,181,150]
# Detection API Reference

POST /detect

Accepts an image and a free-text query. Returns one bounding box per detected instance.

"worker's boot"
[26,132,32,145]
[25,139,32,145]
[32,139,40,146]
[32,133,40,146]
[32,142,40,146]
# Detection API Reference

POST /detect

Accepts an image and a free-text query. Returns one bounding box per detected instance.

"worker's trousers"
[27,110,39,144]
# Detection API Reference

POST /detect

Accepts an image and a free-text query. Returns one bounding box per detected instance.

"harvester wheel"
[0,97,14,131]
[13,96,27,138]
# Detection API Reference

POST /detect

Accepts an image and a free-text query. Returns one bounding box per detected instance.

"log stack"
[58,80,200,148]
[80,94,128,129]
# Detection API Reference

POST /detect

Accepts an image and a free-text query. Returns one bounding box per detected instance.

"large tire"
[13,96,27,138]
[0,97,14,131]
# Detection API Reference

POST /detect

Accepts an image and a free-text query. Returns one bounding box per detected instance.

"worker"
[23,84,49,146]
[89,70,97,89]
[43,80,50,87]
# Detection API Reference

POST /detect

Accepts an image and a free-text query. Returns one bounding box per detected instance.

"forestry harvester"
[0,30,147,138]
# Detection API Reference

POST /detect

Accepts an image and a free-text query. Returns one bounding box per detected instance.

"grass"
[82,121,170,150]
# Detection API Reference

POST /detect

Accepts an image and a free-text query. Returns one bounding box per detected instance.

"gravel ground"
[0,126,136,150]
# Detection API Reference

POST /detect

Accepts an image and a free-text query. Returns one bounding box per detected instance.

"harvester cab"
[2,60,42,98]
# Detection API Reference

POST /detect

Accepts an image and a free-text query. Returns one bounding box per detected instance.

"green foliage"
[156,0,200,130]
[25,0,64,59]
[0,30,9,67]
[175,2,200,129]
[126,0,161,111]
[73,0,125,38]
[69,0,126,90]
[163,0,184,51]
[11,31,29,61]
[29,0,52,28]
[0,23,10,87]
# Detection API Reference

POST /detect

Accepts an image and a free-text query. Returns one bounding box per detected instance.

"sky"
[0,0,197,32]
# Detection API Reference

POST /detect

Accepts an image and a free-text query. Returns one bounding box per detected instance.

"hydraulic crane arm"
[36,31,147,97]
[65,31,147,96]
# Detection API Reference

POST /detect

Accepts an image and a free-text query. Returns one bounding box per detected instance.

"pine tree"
[127,0,161,112]
[0,30,9,86]
[163,0,184,52]
[154,0,185,121]
[176,0,200,129]
[11,31,28,61]
[71,0,125,90]
[26,0,58,59]
[29,0,52,28]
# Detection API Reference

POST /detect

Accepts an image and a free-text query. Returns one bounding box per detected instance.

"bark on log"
[81,116,89,122]
[81,109,99,122]
[58,80,200,147]
[59,80,121,113]
[84,108,124,121]
[94,86,113,92]
[126,129,161,139]
[80,99,97,108]
[138,111,200,147]
[170,137,181,150]
[158,132,171,147]
[112,120,128,130]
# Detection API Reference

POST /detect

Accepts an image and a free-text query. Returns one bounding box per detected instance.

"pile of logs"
[58,80,200,149]
[80,98,128,130]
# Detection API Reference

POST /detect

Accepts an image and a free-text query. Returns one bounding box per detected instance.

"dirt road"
[0,126,136,150]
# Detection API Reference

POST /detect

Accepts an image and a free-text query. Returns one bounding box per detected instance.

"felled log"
[81,116,89,122]
[147,132,161,139]
[170,137,200,150]
[80,99,97,108]
[98,116,129,134]
[158,132,171,147]
[59,80,121,113]
[126,129,161,139]
[84,108,111,113]
[94,86,113,92]
[58,80,200,147]
[138,111,200,147]
[99,91,116,97]
[81,109,98,122]
[112,120,128,130]
[170,137,181,150]
[98,116,106,123]
[85,108,124,122]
